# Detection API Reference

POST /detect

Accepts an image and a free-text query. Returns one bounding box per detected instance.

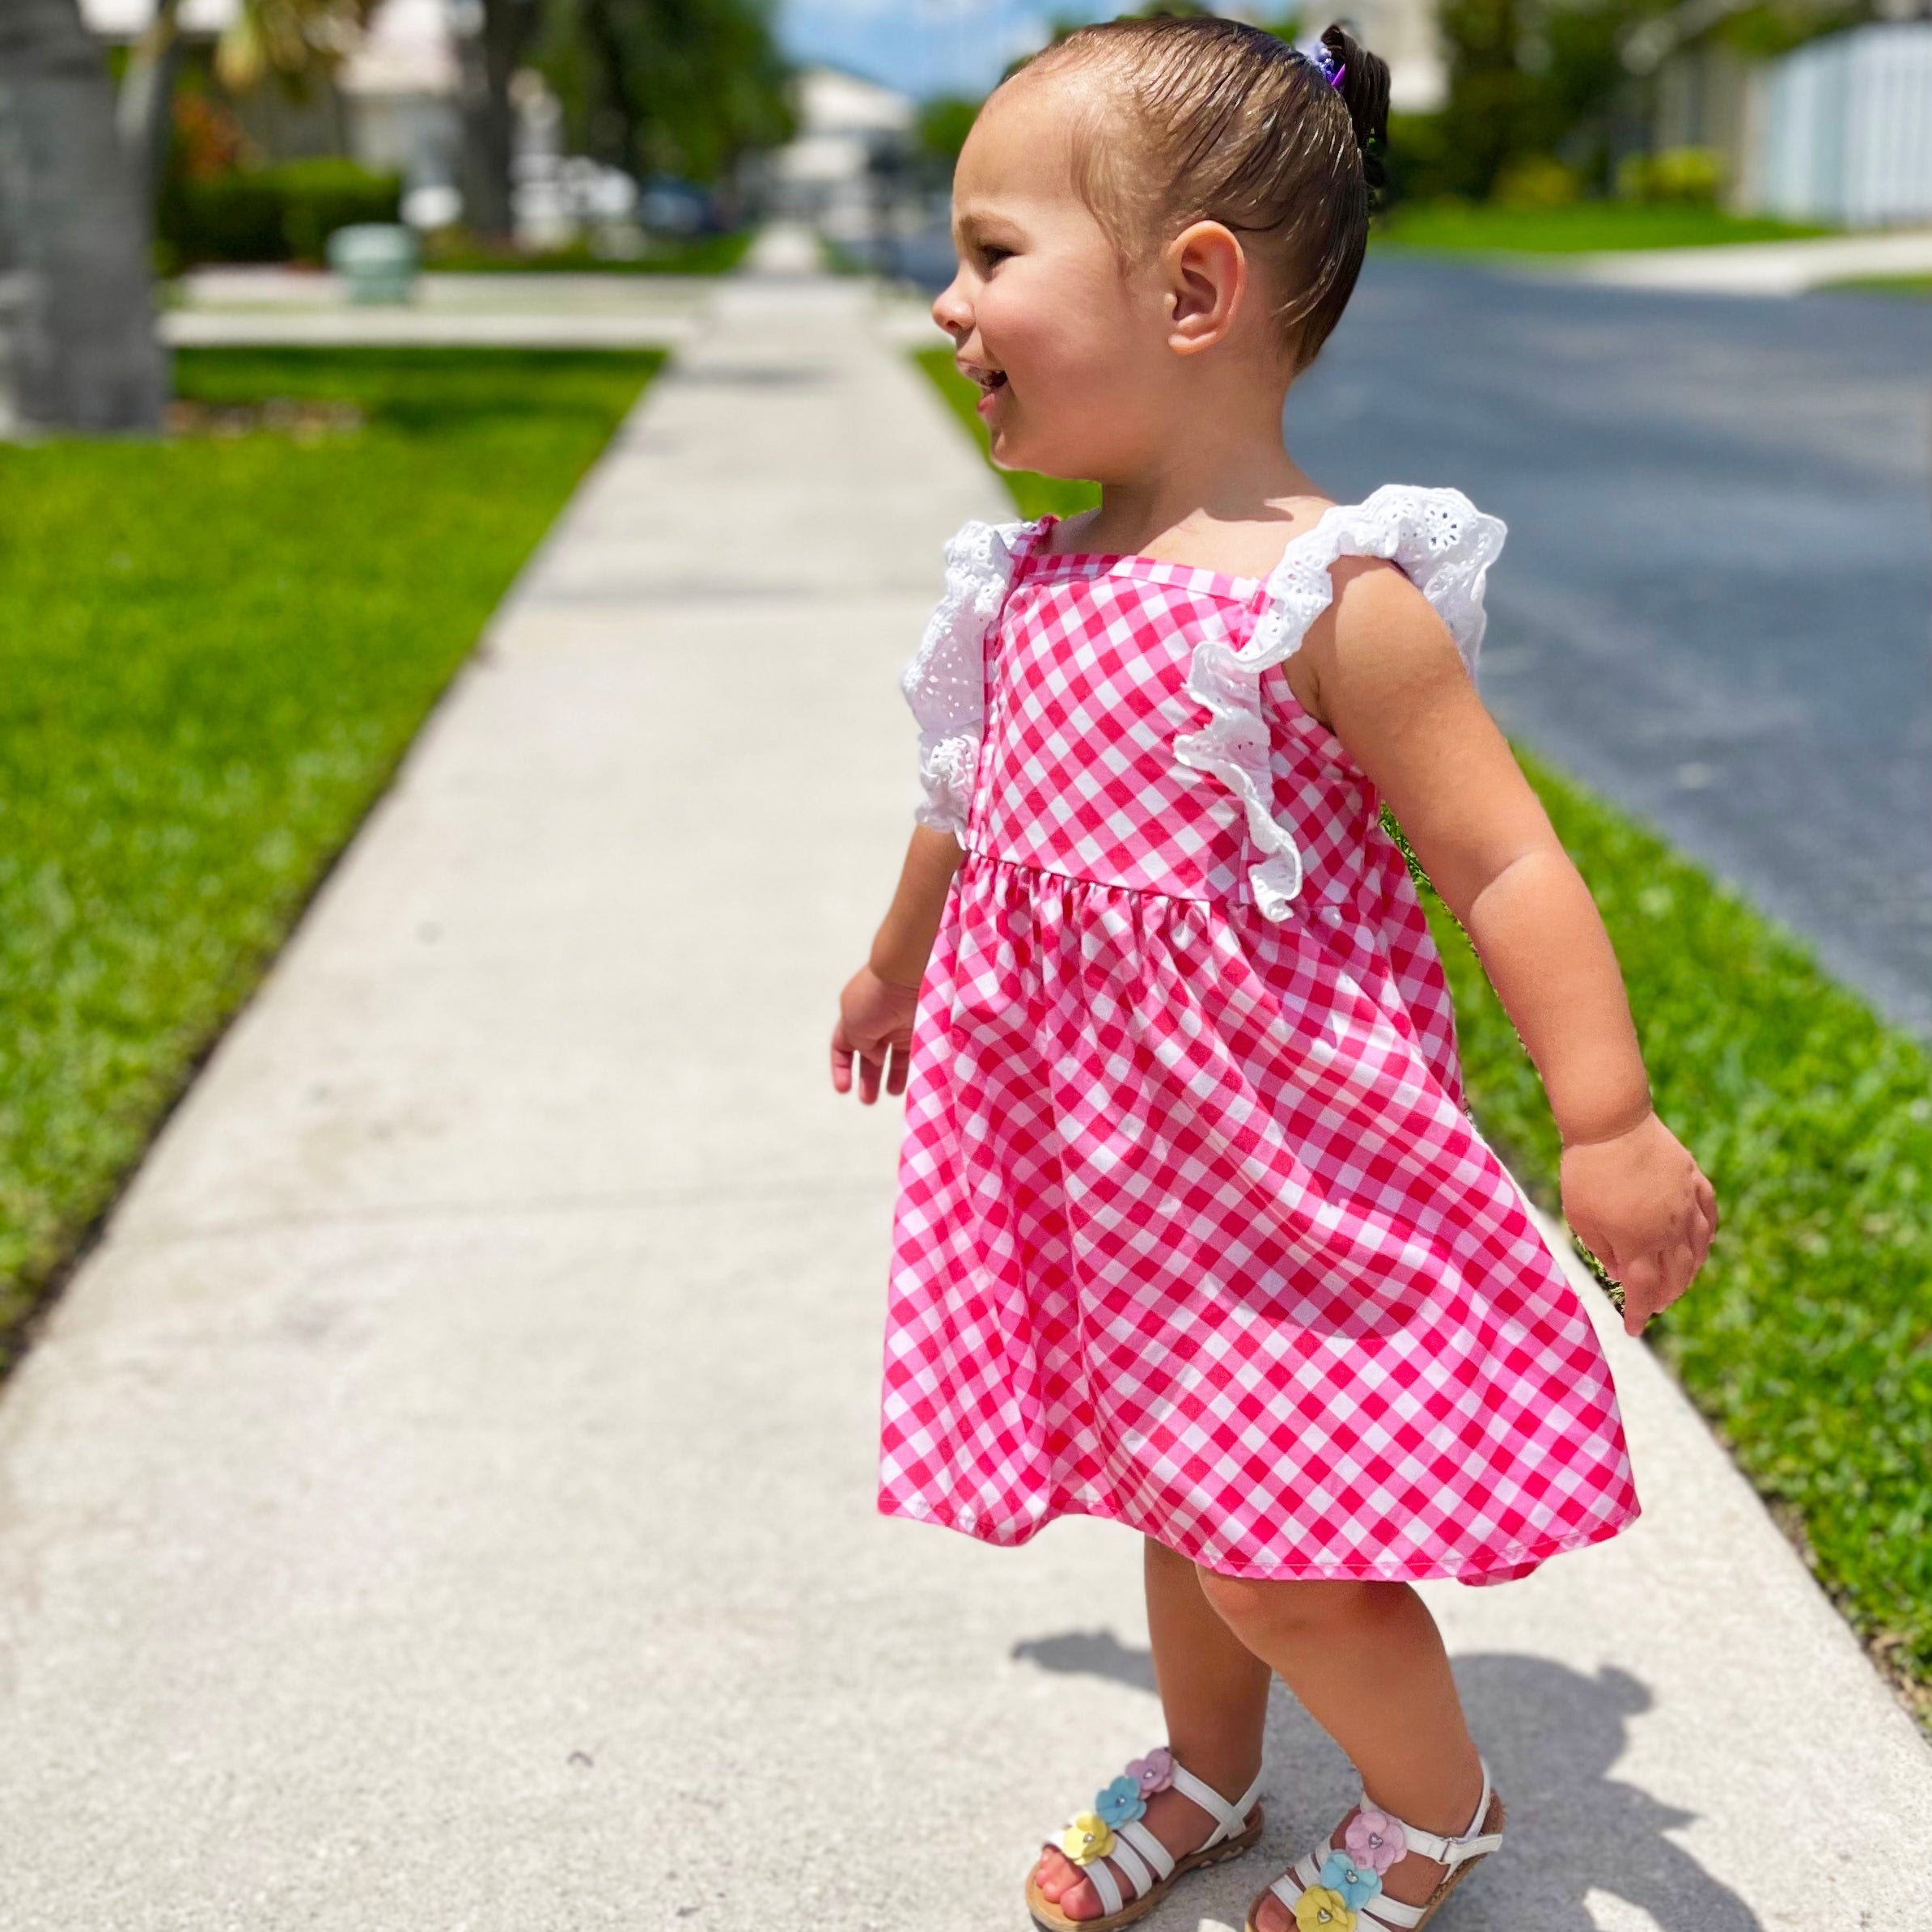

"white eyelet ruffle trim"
[1174,484,1506,921]
[902,517,1040,840]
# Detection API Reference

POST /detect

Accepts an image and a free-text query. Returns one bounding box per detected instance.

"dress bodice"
[905,486,1506,925]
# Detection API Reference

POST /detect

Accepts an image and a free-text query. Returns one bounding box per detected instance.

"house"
[1650,21,1932,224]
[1342,0,1448,114]
[766,65,917,248]
[78,0,461,197]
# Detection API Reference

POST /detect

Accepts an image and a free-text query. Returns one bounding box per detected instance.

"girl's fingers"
[1696,1172,1718,1240]
[886,1044,910,1097]
[1686,1197,1714,1273]
[830,1023,855,1095]
[857,1048,883,1105]
[1621,1253,1663,1337]
[1661,1241,1698,1304]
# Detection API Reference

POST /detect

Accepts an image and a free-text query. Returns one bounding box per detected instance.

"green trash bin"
[327,223,420,305]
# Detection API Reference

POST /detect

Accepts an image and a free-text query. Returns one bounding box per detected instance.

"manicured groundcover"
[1373,201,1831,253]
[917,350,1932,1724]
[0,345,662,1369]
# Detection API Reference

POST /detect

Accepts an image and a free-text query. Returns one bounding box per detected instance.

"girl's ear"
[1165,221,1246,355]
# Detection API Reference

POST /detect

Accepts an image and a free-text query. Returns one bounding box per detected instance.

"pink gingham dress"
[880,487,1639,1584]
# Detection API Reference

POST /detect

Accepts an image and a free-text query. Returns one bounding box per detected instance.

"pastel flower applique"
[1292,1885,1356,1932]
[1319,1849,1383,1910]
[1095,1775,1146,1828]
[1060,1811,1116,1866]
[1126,1747,1174,1797]
[1345,1809,1408,1875]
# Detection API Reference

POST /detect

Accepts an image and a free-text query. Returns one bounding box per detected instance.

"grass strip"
[0,346,662,1369]
[424,231,753,275]
[1375,201,1832,254]
[913,346,1932,1719]
[1819,275,1932,299]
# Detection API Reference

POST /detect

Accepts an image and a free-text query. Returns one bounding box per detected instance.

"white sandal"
[1026,1745,1266,1932]
[1244,1763,1505,1932]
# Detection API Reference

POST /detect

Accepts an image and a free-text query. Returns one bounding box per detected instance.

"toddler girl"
[831,19,1716,1931]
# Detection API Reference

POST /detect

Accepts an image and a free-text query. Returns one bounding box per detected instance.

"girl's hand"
[831,967,920,1104]
[1560,1112,1718,1337]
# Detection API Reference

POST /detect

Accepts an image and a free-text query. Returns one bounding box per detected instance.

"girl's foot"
[1246,1773,1505,1932]
[1246,1808,1440,1931]
[1032,1781,1241,1920]
[1027,1749,1264,1929]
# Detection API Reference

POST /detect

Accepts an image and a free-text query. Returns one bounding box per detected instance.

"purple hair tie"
[1306,42,1347,88]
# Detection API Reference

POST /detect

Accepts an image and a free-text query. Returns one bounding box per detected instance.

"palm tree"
[115,0,186,205]
[0,0,166,432]
[459,0,546,240]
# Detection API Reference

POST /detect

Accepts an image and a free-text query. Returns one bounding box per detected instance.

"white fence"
[1751,23,1932,227]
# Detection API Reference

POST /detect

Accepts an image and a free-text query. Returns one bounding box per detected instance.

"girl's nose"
[931,273,971,341]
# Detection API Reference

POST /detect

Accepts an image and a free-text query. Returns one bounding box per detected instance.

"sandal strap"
[1108,1832,1155,1897]
[1171,1760,1265,1849]
[1085,1858,1125,1918]
[1356,1760,1502,1869]
[1269,1847,1428,1930]
[1050,1749,1262,1917]
[1116,1820,1175,1883]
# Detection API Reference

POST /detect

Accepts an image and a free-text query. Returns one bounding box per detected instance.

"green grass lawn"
[913,349,1932,1722]
[1821,275,1932,299]
[0,346,662,1367]
[424,230,752,275]
[1376,200,1833,253]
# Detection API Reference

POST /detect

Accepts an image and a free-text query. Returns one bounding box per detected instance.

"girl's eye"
[981,245,1014,268]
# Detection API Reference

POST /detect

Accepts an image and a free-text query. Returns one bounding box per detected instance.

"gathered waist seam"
[961,845,1237,909]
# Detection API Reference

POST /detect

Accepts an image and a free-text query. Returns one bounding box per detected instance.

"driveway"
[1292,256,1932,1034]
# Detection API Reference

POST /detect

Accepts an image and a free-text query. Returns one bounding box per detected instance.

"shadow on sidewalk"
[1014,1630,1762,1932]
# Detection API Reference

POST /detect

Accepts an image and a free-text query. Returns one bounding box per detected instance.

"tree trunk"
[457,0,540,242]
[0,0,166,432]
[116,0,184,209]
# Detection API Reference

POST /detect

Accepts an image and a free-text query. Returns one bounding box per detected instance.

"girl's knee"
[1195,1568,1386,1638]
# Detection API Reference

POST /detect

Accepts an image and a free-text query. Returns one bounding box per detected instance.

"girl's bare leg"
[1032,1538,1273,1920]
[1193,1573,1486,1930]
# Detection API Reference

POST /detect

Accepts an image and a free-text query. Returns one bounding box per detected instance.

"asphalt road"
[1290,257,1932,1035]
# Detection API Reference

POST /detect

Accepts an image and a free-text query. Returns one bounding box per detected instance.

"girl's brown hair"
[1015,16,1391,371]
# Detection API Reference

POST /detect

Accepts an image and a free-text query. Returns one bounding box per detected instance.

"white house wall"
[1758,23,1932,226]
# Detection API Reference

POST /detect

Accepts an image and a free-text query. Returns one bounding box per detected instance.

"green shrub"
[160,160,403,266]
[1494,154,1582,209]
[1382,112,1456,205]
[1617,146,1726,205]
[161,170,286,262]
[272,159,404,261]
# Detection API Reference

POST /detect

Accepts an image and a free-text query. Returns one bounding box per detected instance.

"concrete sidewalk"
[1553,225,1932,295]
[0,265,1926,1931]
[163,266,709,347]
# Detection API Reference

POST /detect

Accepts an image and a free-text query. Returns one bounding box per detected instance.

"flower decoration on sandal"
[1343,1809,1407,1874]
[1318,1849,1382,1910]
[1095,1775,1146,1828]
[1291,1885,1356,1931]
[1060,1811,1116,1866]
[1126,1747,1173,1797]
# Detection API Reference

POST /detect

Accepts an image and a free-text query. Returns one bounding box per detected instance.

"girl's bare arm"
[830,827,964,1104]
[1292,561,1717,1332]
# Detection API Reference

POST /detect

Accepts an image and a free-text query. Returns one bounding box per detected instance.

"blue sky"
[777,1,1108,100]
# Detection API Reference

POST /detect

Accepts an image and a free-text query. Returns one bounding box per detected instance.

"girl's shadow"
[1012,1633,1761,1931]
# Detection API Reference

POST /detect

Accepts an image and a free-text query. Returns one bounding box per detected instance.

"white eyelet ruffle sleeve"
[1173,484,1506,921]
[902,517,1040,841]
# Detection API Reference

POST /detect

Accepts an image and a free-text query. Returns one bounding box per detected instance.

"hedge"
[159,160,403,268]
